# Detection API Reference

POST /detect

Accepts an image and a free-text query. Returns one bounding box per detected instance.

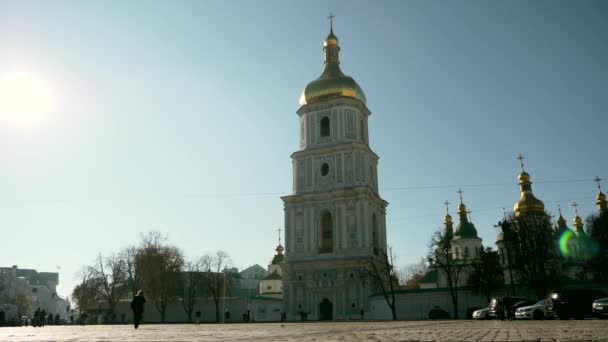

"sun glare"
[0,71,53,125]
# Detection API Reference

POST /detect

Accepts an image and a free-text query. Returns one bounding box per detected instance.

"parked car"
[428,306,450,319]
[592,297,608,318]
[515,299,546,320]
[488,296,529,320]
[472,307,489,320]
[545,289,608,319]
[510,300,538,319]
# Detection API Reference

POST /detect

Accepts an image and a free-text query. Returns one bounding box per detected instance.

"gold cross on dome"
[571,201,579,215]
[277,227,283,245]
[443,200,450,214]
[457,188,464,204]
[517,153,525,171]
[594,176,603,192]
[328,13,335,30]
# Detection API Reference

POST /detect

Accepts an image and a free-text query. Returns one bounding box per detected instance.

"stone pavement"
[1,320,607,342]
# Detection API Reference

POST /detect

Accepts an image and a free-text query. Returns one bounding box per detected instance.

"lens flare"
[559,229,575,257]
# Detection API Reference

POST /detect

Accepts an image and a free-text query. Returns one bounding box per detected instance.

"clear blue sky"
[1,0,607,299]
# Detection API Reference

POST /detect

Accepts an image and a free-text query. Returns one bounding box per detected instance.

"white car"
[472,307,489,320]
[515,299,546,320]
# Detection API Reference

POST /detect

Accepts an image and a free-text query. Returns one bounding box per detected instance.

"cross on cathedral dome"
[299,15,367,106]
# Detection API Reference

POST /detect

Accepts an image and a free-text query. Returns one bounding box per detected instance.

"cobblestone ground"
[1,320,608,342]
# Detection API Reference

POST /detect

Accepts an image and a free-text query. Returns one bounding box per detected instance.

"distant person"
[360,308,364,320]
[224,308,230,322]
[39,309,46,327]
[33,308,41,327]
[195,309,202,325]
[130,290,146,329]
[80,312,88,326]
[54,313,60,325]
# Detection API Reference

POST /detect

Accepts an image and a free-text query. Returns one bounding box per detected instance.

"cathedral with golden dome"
[423,154,607,290]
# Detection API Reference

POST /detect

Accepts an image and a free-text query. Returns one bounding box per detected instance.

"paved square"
[1,320,608,342]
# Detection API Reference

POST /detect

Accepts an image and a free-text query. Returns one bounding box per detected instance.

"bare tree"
[91,253,129,321]
[428,229,467,318]
[119,246,140,297]
[15,293,32,316]
[585,212,608,279]
[363,246,398,320]
[398,258,428,289]
[181,259,205,323]
[467,247,504,303]
[201,250,231,323]
[501,212,558,299]
[71,266,98,316]
[135,231,185,323]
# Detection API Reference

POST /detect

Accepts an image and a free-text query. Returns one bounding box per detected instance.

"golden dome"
[573,214,583,232]
[514,193,545,216]
[513,166,545,217]
[275,244,284,255]
[299,27,367,106]
[518,171,530,182]
[444,213,453,224]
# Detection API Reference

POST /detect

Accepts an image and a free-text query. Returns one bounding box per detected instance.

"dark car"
[488,296,529,320]
[428,306,450,319]
[592,297,608,318]
[545,289,608,319]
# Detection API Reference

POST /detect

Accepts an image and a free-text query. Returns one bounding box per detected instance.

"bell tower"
[281,17,388,320]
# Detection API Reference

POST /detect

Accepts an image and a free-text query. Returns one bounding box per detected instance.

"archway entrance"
[319,298,333,321]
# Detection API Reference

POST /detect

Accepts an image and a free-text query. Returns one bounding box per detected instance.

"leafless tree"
[201,250,232,323]
[91,253,129,321]
[181,259,205,323]
[500,212,558,299]
[71,266,98,315]
[428,229,467,318]
[398,258,428,289]
[135,231,185,323]
[15,293,32,316]
[119,246,140,297]
[362,246,398,320]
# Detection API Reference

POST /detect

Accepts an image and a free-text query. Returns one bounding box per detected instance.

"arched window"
[372,213,379,255]
[464,246,470,258]
[320,212,333,253]
[320,117,330,137]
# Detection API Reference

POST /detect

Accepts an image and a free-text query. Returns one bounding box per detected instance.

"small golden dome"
[324,30,339,47]
[299,26,367,106]
[458,203,467,216]
[275,244,284,255]
[598,191,606,202]
[444,213,453,224]
[514,193,545,216]
[518,171,530,182]
[573,215,583,232]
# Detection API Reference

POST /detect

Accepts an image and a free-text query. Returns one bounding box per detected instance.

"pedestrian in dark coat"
[130,290,146,329]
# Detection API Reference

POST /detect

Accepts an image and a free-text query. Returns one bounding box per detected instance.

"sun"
[0,71,53,125]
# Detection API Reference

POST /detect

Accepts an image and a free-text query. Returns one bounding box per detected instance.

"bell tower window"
[320,117,330,137]
[320,212,333,253]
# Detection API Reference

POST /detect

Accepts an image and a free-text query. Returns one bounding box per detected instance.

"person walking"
[195,309,202,325]
[130,290,146,329]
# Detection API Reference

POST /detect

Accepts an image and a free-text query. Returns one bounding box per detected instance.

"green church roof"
[455,219,479,239]
[271,253,284,264]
